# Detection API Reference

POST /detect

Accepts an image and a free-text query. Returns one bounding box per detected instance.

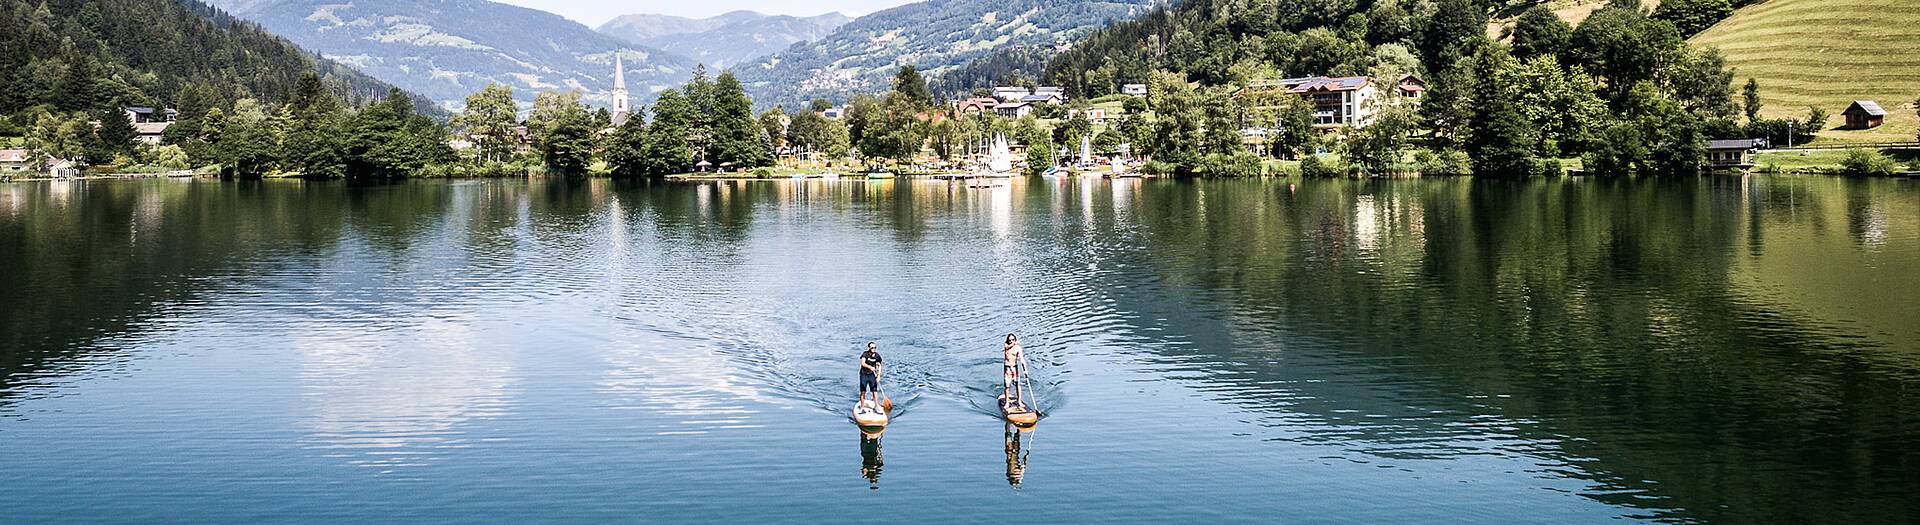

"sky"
[494,0,913,26]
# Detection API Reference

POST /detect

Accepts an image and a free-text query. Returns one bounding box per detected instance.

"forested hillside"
[0,0,430,117]
[1025,0,1773,177]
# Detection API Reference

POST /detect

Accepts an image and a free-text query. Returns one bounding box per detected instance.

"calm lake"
[2,176,1917,523]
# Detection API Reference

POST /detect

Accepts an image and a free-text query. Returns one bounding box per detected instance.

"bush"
[1299,154,1343,178]
[1536,158,1566,177]
[1196,151,1264,177]
[1415,149,1472,176]
[1839,149,1899,176]
[752,167,775,179]
[1122,97,1149,115]
[1142,160,1178,175]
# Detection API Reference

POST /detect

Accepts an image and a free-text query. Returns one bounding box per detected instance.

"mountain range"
[200,0,695,110]
[730,0,1156,109]
[195,0,1153,112]
[597,10,855,69]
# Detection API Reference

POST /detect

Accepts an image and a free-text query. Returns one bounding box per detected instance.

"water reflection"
[859,430,884,490]
[1004,424,1033,488]
[1,177,1917,521]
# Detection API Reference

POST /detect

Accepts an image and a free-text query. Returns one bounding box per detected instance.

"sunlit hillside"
[1692,0,1920,144]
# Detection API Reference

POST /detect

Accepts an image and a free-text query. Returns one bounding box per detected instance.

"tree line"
[1011,0,1828,176]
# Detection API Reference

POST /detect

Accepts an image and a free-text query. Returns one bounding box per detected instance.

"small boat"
[853,401,889,428]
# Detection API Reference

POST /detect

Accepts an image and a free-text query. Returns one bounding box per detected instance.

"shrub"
[1142,160,1178,175]
[1415,149,1472,176]
[1536,158,1566,177]
[1196,151,1264,177]
[1299,154,1343,178]
[1839,149,1899,176]
[752,167,775,179]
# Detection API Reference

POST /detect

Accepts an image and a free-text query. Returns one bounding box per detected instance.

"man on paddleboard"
[859,342,884,409]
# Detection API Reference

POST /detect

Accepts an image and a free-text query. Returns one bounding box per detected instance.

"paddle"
[881,368,894,413]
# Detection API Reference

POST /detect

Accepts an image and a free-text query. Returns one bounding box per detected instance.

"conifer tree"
[708,72,772,168]
[639,90,697,176]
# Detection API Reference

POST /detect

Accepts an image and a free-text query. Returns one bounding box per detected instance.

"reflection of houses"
[1236,75,1422,130]
[125,106,177,144]
[1706,138,1767,170]
[1842,100,1886,129]
[1122,83,1148,97]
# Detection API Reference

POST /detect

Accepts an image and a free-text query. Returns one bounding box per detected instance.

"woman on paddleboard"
[1002,334,1024,404]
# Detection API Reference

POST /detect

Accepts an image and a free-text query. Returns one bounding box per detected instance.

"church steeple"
[612,54,630,123]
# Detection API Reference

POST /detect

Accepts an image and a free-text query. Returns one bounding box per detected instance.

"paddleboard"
[853,402,889,427]
[998,394,1038,426]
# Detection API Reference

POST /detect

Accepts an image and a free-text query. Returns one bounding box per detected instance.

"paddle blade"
[882,397,894,412]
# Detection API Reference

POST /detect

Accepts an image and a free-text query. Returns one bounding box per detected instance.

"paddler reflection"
[1004,423,1033,488]
[859,429,884,490]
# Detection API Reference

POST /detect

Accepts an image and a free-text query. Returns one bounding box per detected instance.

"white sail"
[989,134,1014,173]
[1080,134,1093,165]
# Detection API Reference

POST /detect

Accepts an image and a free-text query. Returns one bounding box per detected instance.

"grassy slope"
[1692,0,1920,144]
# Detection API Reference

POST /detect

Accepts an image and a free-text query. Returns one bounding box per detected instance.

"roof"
[1020,94,1058,102]
[997,101,1033,109]
[1706,138,1766,150]
[1122,83,1147,88]
[0,149,28,162]
[1239,76,1373,96]
[1033,87,1064,94]
[1845,100,1888,116]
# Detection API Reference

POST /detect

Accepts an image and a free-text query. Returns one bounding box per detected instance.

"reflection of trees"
[1107,177,1920,523]
[0,181,354,399]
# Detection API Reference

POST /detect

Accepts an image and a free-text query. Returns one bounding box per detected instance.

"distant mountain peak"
[206,0,697,109]
[597,9,857,69]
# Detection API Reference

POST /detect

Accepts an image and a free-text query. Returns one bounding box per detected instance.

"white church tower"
[611,54,630,125]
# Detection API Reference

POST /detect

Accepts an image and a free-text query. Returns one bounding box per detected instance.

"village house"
[821,107,845,120]
[1122,84,1148,97]
[1393,75,1426,100]
[0,149,31,174]
[954,97,1000,115]
[0,148,80,176]
[124,106,177,144]
[995,101,1035,118]
[1069,107,1108,125]
[1238,76,1380,129]
[1234,75,1425,131]
[1705,138,1767,170]
[1843,100,1887,129]
[993,86,1032,102]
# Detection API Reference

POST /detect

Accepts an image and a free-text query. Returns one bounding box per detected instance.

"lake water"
[2,176,1917,523]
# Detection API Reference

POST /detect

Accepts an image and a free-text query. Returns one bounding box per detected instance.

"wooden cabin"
[1706,138,1767,170]
[1843,100,1887,129]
